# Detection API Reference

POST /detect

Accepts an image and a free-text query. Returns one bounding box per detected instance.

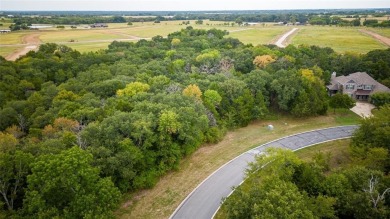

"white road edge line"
[170,125,357,219]
[211,135,353,219]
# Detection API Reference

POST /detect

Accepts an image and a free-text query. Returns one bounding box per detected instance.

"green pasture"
[0,45,23,57]
[228,26,291,45]
[291,26,387,53]
[0,31,28,44]
[38,29,123,43]
[64,41,112,53]
[115,20,249,38]
[0,22,12,29]
[1,22,389,59]
[368,27,390,38]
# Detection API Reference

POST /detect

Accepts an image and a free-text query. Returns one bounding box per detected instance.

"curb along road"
[170,125,358,219]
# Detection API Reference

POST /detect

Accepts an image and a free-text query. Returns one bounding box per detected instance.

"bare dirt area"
[5,33,41,61]
[360,29,390,46]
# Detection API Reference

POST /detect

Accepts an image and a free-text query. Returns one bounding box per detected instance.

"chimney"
[331,72,336,79]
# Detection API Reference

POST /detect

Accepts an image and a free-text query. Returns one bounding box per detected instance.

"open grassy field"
[116,111,360,219]
[228,26,291,45]
[64,41,113,53]
[1,21,388,59]
[215,138,351,219]
[39,29,124,43]
[0,45,24,57]
[368,28,390,38]
[291,26,387,53]
[0,31,29,44]
[0,20,253,57]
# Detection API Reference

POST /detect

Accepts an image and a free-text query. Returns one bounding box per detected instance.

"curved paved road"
[170,125,358,219]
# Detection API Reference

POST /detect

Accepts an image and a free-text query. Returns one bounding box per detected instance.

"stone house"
[327,72,390,100]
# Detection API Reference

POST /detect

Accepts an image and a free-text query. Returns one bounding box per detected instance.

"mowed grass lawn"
[291,26,387,53]
[296,139,351,169]
[117,111,360,219]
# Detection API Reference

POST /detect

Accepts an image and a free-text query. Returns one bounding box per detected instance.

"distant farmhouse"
[327,72,390,100]
[90,23,108,28]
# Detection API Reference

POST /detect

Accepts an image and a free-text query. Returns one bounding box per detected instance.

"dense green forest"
[0,27,390,217]
[221,106,390,219]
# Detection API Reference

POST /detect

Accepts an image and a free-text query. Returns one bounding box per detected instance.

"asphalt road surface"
[170,125,358,219]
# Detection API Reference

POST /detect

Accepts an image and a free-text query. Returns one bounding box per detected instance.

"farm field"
[0,45,24,57]
[0,20,255,58]
[0,31,30,44]
[1,21,389,59]
[39,29,125,43]
[117,111,360,219]
[60,41,112,53]
[369,27,390,38]
[228,26,291,45]
[290,26,387,53]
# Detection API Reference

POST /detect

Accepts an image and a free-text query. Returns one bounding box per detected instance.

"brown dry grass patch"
[116,113,359,219]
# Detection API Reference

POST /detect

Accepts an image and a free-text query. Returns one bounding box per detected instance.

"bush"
[370,92,390,107]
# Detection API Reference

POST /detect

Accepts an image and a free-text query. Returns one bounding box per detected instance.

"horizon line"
[1,8,390,12]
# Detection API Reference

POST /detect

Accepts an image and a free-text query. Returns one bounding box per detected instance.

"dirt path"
[274,28,298,48]
[5,33,41,61]
[360,29,390,46]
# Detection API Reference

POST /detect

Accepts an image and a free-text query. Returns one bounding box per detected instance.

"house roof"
[329,72,390,94]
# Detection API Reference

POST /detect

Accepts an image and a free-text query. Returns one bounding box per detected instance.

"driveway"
[170,125,358,219]
[274,28,298,48]
[350,102,375,118]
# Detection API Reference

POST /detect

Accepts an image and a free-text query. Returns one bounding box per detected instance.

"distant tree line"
[6,10,390,27]
[11,15,127,25]
[0,27,389,218]
[308,15,390,27]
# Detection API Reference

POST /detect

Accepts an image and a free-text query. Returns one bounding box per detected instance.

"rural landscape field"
[1,2,390,219]
[1,19,390,59]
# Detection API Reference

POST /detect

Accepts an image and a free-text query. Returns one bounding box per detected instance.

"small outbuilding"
[90,23,108,28]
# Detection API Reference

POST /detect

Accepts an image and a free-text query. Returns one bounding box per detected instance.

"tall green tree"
[23,147,120,218]
[329,93,356,113]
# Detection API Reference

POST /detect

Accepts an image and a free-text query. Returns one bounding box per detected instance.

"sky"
[1,0,390,11]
